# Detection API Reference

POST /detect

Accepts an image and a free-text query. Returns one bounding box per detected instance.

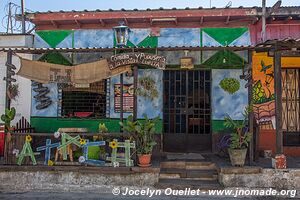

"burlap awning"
[17,58,131,84]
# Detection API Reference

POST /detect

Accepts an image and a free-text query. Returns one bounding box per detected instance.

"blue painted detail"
[34,34,51,48]
[73,30,114,48]
[109,69,163,119]
[82,140,106,166]
[229,31,251,46]
[137,69,163,119]
[56,33,73,48]
[36,139,60,165]
[212,69,248,120]
[158,28,200,47]
[31,83,58,117]
[129,29,151,46]
[202,32,222,47]
[84,159,105,166]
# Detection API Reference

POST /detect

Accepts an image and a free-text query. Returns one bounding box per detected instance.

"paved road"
[0,191,291,200]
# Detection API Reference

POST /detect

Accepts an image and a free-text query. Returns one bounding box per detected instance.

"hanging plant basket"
[7,84,20,101]
[219,78,240,94]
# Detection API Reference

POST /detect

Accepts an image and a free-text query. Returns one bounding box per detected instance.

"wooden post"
[133,65,138,121]
[248,50,254,165]
[120,73,124,132]
[5,51,12,110]
[274,50,283,154]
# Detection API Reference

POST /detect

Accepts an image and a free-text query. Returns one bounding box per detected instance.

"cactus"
[98,123,108,133]
[1,107,16,132]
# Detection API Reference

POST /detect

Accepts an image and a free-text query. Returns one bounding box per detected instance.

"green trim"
[202,27,248,46]
[30,117,162,134]
[39,52,72,65]
[36,30,73,48]
[202,50,245,69]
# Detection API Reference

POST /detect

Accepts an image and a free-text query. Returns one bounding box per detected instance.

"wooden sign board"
[180,57,194,69]
[108,53,166,70]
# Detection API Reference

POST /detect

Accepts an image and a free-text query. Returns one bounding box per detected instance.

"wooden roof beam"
[225,16,230,24]
[124,18,128,25]
[99,19,105,26]
[51,20,58,28]
[200,16,204,25]
[75,19,82,28]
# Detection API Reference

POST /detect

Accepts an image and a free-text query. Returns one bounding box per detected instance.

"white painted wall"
[0,34,33,125]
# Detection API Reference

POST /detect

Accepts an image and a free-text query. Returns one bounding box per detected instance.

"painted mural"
[212,69,248,121]
[201,27,250,68]
[202,28,251,133]
[109,69,163,119]
[31,83,58,117]
[252,52,300,130]
[32,28,251,133]
[252,52,275,130]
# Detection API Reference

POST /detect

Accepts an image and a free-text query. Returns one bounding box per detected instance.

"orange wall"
[259,129,300,156]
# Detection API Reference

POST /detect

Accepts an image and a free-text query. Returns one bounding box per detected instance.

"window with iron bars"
[61,80,107,118]
[282,69,300,146]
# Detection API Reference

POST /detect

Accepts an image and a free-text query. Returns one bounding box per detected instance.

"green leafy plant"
[224,106,252,149]
[119,114,159,154]
[219,78,240,94]
[1,107,16,132]
[136,77,158,100]
[98,123,108,133]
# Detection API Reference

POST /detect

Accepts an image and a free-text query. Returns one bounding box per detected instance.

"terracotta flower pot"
[228,148,247,167]
[138,154,152,167]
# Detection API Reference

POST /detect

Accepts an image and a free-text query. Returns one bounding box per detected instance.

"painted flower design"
[109,141,118,149]
[78,156,85,163]
[113,161,119,168]
[48,160,54,166]
[25,135,32,142]
[12,149,19,157]
[54,131,61,138]
[79,138,86,145]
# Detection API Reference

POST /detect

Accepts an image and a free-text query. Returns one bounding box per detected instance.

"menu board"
[114,84,134,113]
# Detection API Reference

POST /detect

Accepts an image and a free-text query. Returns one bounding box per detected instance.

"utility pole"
[262,0,267,42]
[21,0,26,34]
[262,0,282,42]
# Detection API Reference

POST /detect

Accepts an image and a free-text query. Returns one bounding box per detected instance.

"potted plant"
[119,114,159,167]
[224,106,252,167]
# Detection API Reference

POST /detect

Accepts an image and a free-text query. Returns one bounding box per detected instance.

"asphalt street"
[0,192,294,200]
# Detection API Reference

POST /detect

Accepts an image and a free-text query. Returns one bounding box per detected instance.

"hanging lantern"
[113,21,129,47]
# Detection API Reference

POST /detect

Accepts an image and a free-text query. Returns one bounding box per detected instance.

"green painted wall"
[30,117,163,134]
[212,120,242,134]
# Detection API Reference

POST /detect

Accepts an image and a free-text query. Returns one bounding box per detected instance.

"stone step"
[160,161,217,170]
[155,178,222,190]
[159,168,218,180]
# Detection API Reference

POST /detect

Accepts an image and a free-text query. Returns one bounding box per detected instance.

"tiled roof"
[30,6,300,14]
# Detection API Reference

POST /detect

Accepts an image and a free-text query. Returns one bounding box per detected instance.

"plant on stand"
[224,106,252,167]
[119,114,159,167]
